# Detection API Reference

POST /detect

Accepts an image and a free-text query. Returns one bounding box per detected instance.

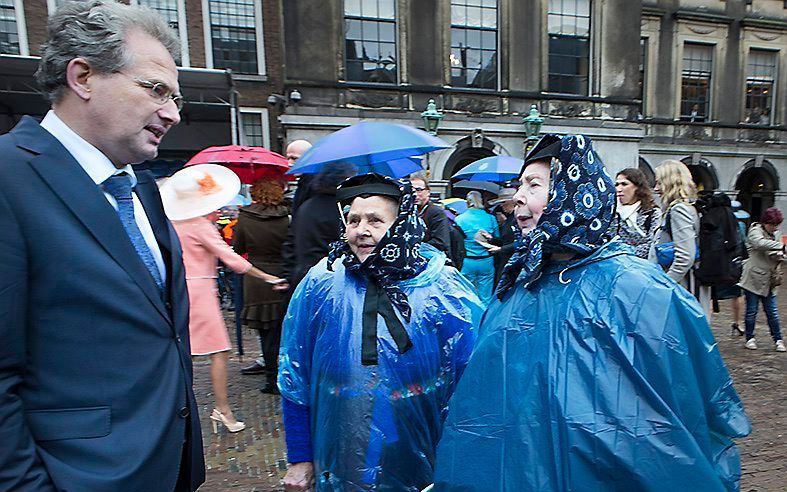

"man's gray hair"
[35,0,180,103]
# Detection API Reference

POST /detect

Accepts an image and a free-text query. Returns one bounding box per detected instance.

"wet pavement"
[194,287,787,491]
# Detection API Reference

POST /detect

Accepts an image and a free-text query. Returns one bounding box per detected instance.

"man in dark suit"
[410,173,452,256]
[0,2,204,490]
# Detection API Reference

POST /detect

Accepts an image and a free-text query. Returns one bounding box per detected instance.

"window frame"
[202,0,266,76]
[679,42,715,122]
[744,47,778,126]
[342,0,399,85]
[448,0,500,91]
[130,0,190,67]
[546,0,592,96]
[1,0,29,56]
[238,107,270,149]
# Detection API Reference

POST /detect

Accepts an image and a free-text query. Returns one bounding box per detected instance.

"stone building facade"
[1,0,785,216]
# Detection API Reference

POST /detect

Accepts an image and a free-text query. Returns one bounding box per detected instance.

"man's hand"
[486,245,501,254]
[283,462,315,491]
[474,230,492,242]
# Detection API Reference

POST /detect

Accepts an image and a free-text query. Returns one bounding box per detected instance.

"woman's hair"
[617,168,656,210]
[760,207,784,225]
[466,191,484,209]
[250,179,284,206]
[654,160,697,211]
[35,0,180,103]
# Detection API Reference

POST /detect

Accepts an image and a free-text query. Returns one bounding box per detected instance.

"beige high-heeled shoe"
[210,408,246,433]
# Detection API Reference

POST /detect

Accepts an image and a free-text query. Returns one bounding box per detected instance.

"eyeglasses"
[119,72,184,111]
[413,186,428,192]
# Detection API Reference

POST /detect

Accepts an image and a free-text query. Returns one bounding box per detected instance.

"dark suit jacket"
[420,203,451,255]
[0,117,205,491]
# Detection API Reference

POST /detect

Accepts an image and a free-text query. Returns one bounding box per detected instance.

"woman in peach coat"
[161,165,287,433]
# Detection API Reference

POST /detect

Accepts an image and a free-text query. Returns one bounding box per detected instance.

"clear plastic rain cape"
[279,246,483,491]
[433,240,751,492]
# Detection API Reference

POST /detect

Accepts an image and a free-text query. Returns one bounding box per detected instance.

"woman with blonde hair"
[455,190,499,306]
[650,159,710,314]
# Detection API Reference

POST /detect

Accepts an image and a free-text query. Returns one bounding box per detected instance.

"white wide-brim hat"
[160,164,241,221]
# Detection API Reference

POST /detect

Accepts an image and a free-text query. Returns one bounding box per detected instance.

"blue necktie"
[102,173,164,292]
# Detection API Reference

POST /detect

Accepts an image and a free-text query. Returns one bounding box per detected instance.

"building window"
[239,109,269,148]
[547,0,590,95]
[344,0,397,84]
[0,0,20,55]
[208,0,261,75]
[680,43,713,122]
[450,0,498,90]
[136,0,189,66]
[745,49,777,126]
[138,0,179,30]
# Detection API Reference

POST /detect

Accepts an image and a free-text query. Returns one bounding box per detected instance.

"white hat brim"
[160,164,241,221]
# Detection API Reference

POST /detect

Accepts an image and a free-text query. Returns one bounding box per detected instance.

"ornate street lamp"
[421,99,444,136]
[523,104,544,152]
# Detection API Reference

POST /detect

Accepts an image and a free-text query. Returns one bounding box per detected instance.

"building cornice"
[673,10,734,25]
[741,17,787,30]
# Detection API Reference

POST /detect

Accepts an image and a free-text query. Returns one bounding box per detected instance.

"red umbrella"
[185,145,289,184]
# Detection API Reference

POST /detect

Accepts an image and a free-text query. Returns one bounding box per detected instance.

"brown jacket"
[739,222,784,297]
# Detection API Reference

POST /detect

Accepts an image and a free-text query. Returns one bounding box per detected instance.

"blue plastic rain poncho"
[279,174,483,491]
[433,136,751,492]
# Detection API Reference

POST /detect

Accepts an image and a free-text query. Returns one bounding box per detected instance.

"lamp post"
[523,104,544,153]
[420,99,444,174]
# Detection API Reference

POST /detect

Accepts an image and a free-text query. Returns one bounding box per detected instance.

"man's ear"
[65,58,94,101]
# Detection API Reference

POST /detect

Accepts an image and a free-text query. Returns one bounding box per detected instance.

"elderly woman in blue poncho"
[278,173,483,491]
[432,135,751,492]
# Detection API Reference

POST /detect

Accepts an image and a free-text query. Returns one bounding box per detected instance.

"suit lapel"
[21,121,171,323]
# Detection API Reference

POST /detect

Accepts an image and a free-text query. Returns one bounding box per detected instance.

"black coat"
[420,203,452,256]
[291,192,342,286]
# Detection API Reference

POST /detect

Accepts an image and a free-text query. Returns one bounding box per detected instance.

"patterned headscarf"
[327,174,429,363]
[496,134,616,298]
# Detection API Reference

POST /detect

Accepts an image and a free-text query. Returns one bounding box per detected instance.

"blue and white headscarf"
[327,173,428,322]
[496,134,616,298]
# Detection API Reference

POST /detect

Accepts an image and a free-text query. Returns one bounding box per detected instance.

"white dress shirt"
[40,111,167,282]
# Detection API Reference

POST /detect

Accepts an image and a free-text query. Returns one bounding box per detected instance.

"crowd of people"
[1,2,785,492]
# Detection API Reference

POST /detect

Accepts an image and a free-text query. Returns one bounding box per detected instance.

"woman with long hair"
[650,159,710,314]
[615,168,661,259]
[233,178,291,393]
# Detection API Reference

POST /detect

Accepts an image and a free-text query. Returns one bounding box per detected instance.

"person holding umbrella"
[278,173,482,491]
[410,171,451,256]
[161,165,288,433]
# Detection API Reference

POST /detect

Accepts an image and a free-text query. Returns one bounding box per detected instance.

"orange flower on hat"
[197,173,221,194]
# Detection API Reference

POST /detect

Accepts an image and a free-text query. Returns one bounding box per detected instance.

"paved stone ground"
[193,287,787,491]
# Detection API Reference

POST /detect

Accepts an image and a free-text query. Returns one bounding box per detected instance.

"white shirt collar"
[40,110,136,186]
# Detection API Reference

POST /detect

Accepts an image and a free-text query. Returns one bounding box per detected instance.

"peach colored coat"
[173,217,251,355]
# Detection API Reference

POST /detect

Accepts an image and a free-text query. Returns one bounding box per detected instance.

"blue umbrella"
[451,156,524,182]
[288,122,450,177]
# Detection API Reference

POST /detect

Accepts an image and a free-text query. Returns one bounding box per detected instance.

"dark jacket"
[489,212,517,284]
[291,192,343,286]
[420,202,452,256]
[233,204,290,328]
[0,117,204,491]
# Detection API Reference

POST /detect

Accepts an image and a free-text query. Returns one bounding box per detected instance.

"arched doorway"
[443,134,498,198]
[736,160,779,221]
[638,157,655,188]
[680,157,719,191]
